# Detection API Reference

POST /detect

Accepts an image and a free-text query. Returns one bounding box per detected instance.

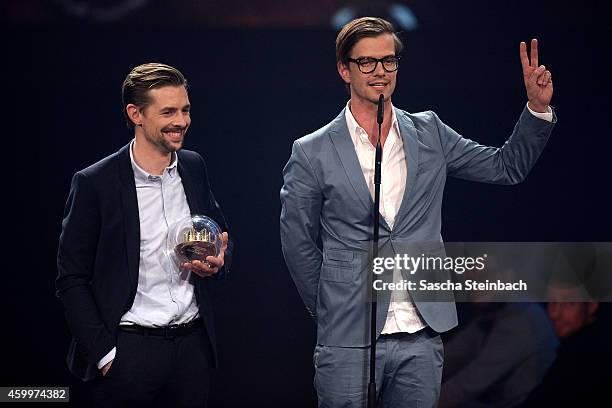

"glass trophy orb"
[167,215,222,265]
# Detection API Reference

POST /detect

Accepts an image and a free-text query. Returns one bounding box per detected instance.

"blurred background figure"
[548,295,599,339]
[519,284,611,407]
[439,302,558,408]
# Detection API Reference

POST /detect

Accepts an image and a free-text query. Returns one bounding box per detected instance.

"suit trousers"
[92,325,212,407]
[314,328,444,408]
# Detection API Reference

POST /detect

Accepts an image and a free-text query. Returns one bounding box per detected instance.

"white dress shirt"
[345,101,426,334]
[98,140,199,369]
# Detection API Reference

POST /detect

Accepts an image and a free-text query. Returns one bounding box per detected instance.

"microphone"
[377,94,384,125]
[374,93,383,183]
[369,92,385,408]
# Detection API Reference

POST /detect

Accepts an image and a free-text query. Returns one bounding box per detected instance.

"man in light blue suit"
[280,17,555,407]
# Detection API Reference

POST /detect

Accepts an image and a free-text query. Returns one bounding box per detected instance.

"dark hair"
[335,17,403,65]
[121,63,187,129]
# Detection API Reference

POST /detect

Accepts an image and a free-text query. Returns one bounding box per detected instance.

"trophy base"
[175,241,217,262]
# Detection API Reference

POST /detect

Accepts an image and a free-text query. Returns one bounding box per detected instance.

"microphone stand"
[367,94,384,408]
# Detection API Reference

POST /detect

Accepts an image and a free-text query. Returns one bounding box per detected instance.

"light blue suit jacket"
[280,106,555,347]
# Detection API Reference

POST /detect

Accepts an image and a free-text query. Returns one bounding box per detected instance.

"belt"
[119,319,202,338]
[380,327,436,339]
[379,332,409,339]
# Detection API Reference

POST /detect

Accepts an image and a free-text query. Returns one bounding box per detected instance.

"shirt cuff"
[526,102,553,122]
[97,347,116,369]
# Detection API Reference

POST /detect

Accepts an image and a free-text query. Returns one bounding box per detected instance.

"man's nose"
[373,60,386,76]
[173,112,188,127]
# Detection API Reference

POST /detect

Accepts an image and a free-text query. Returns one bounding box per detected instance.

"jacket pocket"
[321,249,355,282]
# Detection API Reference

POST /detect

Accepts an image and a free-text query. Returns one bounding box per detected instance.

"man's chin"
[157,142,183,154]
[368,93,391,105]
[160,140,182,154]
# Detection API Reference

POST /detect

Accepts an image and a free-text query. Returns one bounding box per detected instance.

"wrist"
[528,101,548,113]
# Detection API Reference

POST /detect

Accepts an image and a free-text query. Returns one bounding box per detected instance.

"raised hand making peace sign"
[520,39,553,113]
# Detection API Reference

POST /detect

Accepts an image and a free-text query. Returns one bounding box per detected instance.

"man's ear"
[337,61,351,85]
[126,104,142,127]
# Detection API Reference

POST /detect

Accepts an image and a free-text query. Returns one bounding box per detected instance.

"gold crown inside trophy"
[168,215,222,265]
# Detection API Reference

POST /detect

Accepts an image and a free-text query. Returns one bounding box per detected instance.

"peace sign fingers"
[520,38,539,75]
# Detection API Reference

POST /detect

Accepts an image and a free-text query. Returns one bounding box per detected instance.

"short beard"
[145,131,182,154]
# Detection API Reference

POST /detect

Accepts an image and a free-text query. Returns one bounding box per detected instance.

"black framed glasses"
[346,56,401,74]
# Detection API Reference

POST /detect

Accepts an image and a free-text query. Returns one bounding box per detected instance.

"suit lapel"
[328,109,372,213]
[177,151,202,215]
[117,144,140,291]
[393,108,420,230]
[328,108,391,232]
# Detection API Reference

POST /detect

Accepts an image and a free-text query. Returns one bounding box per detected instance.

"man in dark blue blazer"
[280,17,555,407]
[56,63,232,407]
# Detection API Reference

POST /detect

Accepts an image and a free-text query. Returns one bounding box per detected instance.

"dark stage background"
[6,0,612,406]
